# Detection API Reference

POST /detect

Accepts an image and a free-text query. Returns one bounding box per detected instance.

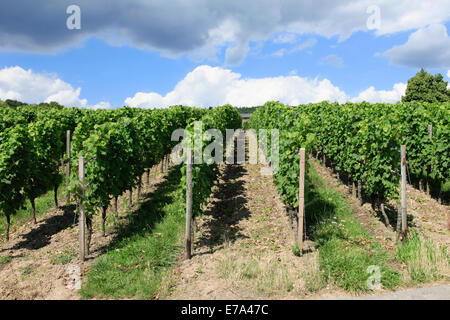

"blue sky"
[0,1,449,108]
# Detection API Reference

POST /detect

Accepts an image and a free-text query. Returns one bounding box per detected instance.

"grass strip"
[395,230,449,284]
[305,164,402,293]
[80,167,185,299]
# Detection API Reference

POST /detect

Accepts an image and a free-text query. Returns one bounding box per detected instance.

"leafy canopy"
[402,68,450,103]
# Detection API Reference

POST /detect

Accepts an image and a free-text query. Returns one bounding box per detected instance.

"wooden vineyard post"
[427,125,442,204]
[427,125,432,196]
[185,149,193,259]
[347,175,352,194]
[137,180,141,200]
[78,157,86,261]
[66,130,71,202]
[114,196,118,219]
[298,148,306,251]
[357,180,363,205]
[400,145,407,239]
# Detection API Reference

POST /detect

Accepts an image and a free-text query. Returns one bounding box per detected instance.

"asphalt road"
[333,285,450,300]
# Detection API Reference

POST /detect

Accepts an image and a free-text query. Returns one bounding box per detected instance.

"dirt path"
[0,167,166,300]
[166,161,346,300]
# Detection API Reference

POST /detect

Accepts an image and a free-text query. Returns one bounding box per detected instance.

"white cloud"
[351,82,407,103]
[0,66,87,107]
[371,1,450,36]
[126,66,412,108]
[125,65,348,108]
[88,101,112,110]
[320,54,344,68]
[273,33,297,44]
[384,24,450,68]
[291,39,317,53]
[272,38,317,57]
[447,71,450,89]
[272,48,287,57]
[0,66,112,108]
[224,41,250,66]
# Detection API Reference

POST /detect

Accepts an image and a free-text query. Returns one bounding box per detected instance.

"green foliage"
[181,104,242,216]
[0,187,61,241]
[24,118,64,204]
[235,106,259,114]
[249,101,450,206]
[50,252,77,265]
[0,104,209,241]
[402,68,450,103]
[0,126,32,219]
[71,118,145,213]
[249,101,313,207]
[0,255,12,264]
[67,105,211,222]
[291,243,301,256]
[0,107,28,132]
[0,102,241,246]
[2,99,28,109]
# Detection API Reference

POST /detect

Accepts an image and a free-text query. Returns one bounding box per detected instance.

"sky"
[0,0,449,109]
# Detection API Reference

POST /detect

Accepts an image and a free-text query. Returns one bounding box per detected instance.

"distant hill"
[235,106,259,114]
[0,99,64,109]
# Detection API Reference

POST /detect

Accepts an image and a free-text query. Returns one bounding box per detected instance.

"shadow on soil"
[4,204,77,252]
[195,163,250,254]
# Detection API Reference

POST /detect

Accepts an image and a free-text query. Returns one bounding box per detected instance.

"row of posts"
[297,145,409,252]
[68,129,172,261]
[184,143,410,259]
[67,134,413,260]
